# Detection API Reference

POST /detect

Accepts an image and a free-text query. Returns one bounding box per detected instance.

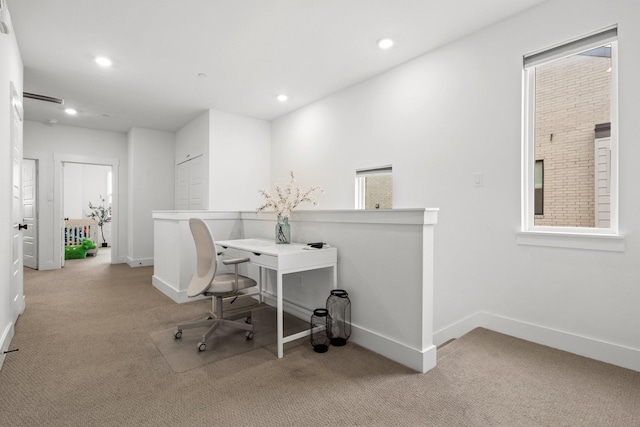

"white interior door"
[176,161,189,210]
[175,155,204,210]
[23,158,37,269]
[10,83,25,318]
[188,155,204,209]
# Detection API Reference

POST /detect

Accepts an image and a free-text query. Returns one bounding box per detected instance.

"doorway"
[54,154,119,268]
[63,162,112,245]
[23,158,38,269]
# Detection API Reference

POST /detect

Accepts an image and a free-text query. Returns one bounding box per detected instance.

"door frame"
[9,82,25,319]
[53,154,120,267]
[22,158,38,269]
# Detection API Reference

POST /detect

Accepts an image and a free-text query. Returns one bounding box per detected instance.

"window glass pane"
[533,44,611,227]
[364,175,393,210]
[534,160,543,216]
[534,160,543,189]
[355,167,392,209]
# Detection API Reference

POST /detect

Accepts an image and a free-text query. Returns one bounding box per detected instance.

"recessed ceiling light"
[65,108,77,115]
[277,94,288,102]
[95,56,112,67]
[377,38,394,49]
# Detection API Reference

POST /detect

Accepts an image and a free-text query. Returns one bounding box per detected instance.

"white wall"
[0,7,23,367]
[175,111,209,209]
[127,127,175,266]
[271,0,640,369]
[209,109,271,210]
[175,110,209,164]
[63,163,83,219]
[23,121,129,268]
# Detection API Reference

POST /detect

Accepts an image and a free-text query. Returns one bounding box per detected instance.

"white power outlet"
[298,276,303,287]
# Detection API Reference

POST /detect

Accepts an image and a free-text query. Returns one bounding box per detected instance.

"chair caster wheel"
[245,331,254,340]
[197,342,206,352]
[245,316,252,324]
[174,330,182,339]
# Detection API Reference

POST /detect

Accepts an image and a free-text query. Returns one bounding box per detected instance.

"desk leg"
[332,264,338,289]
[277,271,284,358]
[259,266,264,304]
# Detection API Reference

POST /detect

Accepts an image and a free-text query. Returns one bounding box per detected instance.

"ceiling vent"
[24,92,65,105]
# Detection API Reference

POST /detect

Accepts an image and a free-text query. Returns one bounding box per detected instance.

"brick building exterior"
[364,175,393,210]
[534,49,611,227]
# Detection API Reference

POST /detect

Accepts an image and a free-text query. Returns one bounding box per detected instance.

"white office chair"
[174,218,257,352]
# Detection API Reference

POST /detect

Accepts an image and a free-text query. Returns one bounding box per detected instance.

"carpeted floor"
[1,250,639,426]
[150,305,308,373]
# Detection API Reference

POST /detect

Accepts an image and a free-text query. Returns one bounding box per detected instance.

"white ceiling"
[7,0,546,134]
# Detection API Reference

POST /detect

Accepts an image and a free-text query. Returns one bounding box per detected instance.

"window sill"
[516,231,625,252]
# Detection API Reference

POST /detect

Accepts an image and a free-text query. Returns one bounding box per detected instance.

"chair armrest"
[222,257,250,293]
[222,257,250,265]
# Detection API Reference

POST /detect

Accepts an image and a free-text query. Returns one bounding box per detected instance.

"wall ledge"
[283,208,438,225]
[152,211,242,221]
[153,208,439,226]
[516,231,625,252]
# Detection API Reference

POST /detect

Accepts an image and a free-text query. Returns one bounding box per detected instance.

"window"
[522,27,618,235]
[534,160,543,216]
[355,166,392,210]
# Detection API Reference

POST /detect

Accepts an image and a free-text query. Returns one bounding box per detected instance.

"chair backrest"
[186,218,219,297]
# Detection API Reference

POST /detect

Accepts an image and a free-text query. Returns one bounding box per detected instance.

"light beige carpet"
[2,254,639,426]
[150,305,308,372]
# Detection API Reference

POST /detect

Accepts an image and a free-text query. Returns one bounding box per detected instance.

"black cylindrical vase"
[310,308,331,353]
[326,289,351,346]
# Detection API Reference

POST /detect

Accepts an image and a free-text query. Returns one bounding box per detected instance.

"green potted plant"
[87,195,112,247]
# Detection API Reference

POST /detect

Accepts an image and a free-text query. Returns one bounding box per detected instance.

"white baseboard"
[434,312,640,372]
[114,255,129,264]
[261,293,437,373]
[351,325,436,373]
[0,322,15,371]
[151,275,206,304]
[433,312,491,346]
[127,257,154,268]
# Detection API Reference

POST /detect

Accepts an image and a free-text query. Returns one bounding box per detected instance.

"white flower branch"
[257,171,324,219]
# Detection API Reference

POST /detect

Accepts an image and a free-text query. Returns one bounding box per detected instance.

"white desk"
[215,238,338,358]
